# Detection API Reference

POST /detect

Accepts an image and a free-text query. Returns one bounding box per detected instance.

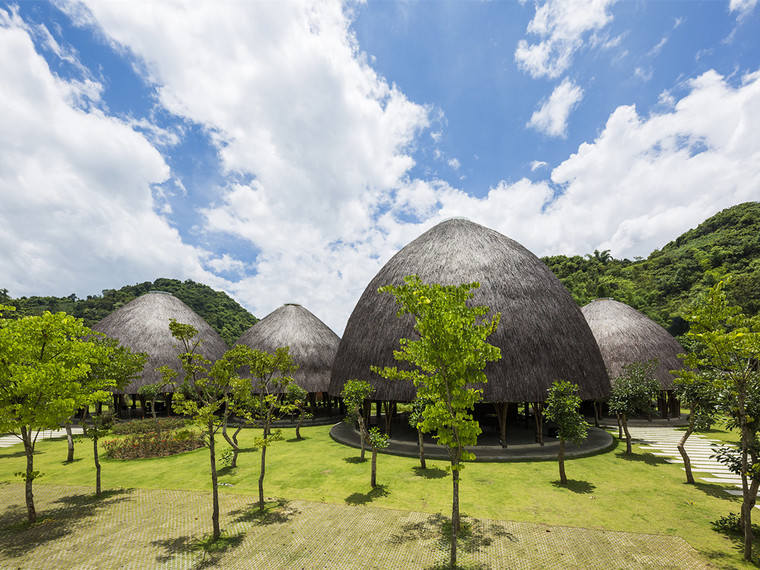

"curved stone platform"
[330,421,614,462]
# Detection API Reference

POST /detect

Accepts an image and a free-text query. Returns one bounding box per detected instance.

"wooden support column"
[657,390,668,419]
[532,402,544,446]
[668,391,680,418]
[165,392,173,417]
[494,402,508,448]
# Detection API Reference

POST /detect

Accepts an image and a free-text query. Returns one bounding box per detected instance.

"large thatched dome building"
[92,291,228,402]
[330,218,609,441]
[581,298,687,418]
[235,304,340,400]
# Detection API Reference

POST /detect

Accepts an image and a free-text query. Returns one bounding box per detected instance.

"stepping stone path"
[0,426,83,448]
[627,426,753,504]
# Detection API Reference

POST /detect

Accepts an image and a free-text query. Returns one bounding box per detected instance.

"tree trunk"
[616,413,623,439]
[65,423,75,463]
[451,459,459,569]
[222,422,240,468]
[417,428,426,469]
[296,410,305,440]
[494,402,507,448]
[558,439,567,484]
[21,426,37,524]
[259,443,267,510]
[677,420,695,484]
[94,434,101,497]
[208,421,220,541]
[621,414,632,454]
[371,448,378,488]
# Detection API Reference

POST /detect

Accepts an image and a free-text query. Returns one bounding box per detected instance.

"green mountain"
[542,201,760,334]
[0,278,258,347]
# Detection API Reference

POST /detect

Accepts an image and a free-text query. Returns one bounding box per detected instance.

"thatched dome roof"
[91,291,228,394]
[235,304,340,393]
[329,218,610,402]
[581,298,687,389]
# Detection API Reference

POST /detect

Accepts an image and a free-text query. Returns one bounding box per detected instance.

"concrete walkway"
[626,426,754,504]
[0,426,84,448]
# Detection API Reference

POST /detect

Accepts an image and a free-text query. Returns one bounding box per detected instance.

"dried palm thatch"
[581,298,686,389]
[91,291,228,394]
[235,304,340,393]
[329,218,610,402]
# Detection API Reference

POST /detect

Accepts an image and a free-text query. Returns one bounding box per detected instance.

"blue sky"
[1,0,759,333]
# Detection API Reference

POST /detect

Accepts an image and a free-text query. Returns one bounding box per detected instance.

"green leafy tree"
[231,347,298,511]
[672,370,720,484]
[84,338,147,496]
[285,383,312,440]
[372,276,501,569]
[341,379,388,488]
[544,380,589,484]
[678,281,760,561]
[0,306,115,523]
[165,321,253,541]
[608,360,660,454]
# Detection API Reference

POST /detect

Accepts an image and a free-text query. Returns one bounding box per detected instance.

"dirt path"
[0,482,711,569]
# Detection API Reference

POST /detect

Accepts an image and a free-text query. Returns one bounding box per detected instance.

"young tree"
[544,380,589,484]
[83,339,147,496]
[341,379,389,488]
[285,382,311,440]
[372,276,500,570]
[671,370,720,484]
[0,307,115,523]
[166,322,253,541]
[607,360,660,454]
[232,347,298,511]
[678,281,760,561]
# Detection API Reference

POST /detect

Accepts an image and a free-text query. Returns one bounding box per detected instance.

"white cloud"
[515,0,617,78]
[0,9,219,299]
[62,0,431,331]
[730,0,758,18]
[448,158,461,170]
[527,78,584,137]
[530,160,549,171]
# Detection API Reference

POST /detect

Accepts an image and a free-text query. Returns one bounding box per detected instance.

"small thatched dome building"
[92,291,228,395]
[235,303,340,394]
[329,218,610,406]
[581,298,687,389]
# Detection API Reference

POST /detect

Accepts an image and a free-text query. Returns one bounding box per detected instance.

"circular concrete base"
[330,421,615,462]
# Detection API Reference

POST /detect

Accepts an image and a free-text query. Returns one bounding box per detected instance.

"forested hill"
[0,278,258,347]
[542,201,760,334]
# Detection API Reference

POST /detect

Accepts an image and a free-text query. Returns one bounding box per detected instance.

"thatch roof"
[329,218,610,402]
[235,304,340,393]
[91,291,228,394]
[581,298,687,389]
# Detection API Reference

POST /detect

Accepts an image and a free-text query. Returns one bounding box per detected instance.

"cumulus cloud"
[515,0,617,79]
[527,78,584,137]
[0,7,219,298]
[60,0,430,330]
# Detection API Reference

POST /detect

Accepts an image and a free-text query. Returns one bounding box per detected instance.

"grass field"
[0,423,755,568]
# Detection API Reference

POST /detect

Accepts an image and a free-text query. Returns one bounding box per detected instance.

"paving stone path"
[0,483,712,569]
[627,426,749,501]
[0,427,84,448]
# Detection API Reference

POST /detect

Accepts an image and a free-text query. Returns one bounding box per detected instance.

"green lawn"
[0,423,755,568]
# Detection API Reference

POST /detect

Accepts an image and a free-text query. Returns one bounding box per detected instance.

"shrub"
[110,417,187,435]
[102,430,205,460]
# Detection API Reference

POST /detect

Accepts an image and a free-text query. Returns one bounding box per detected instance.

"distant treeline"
[542,201,760,334]
[3,202,759,343]
[0,278,258,347]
